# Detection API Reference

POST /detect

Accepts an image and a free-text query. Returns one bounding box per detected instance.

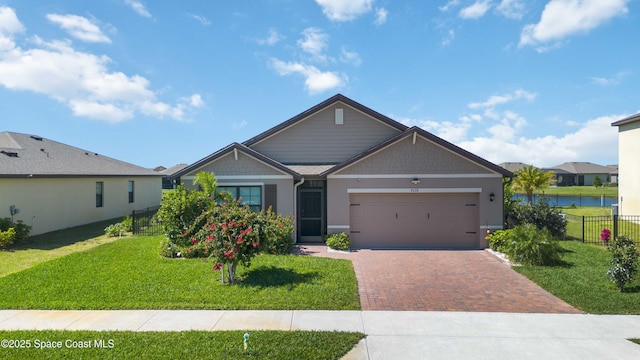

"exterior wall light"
[411,178,421,185]
[489,192,495,202]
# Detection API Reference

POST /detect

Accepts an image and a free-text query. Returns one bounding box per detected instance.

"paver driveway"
[294,245,581,313]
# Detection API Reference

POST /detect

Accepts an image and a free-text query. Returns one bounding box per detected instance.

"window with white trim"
[218,186,262,212]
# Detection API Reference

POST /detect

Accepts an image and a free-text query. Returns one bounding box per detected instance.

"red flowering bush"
[601,228,611,246]
[195,197,267,284]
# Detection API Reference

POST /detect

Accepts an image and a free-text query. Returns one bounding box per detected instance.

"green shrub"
[502,224,563,266]
[607,235,639,292]
[0,228,16,248]
[507,199,566,238]
[120,215,133,232]
[326,232,350,251]
[486,229,513,253]
[261,208,295,255]
[104,223,127,237]
[0,218,31,245]
[156,184,210,246]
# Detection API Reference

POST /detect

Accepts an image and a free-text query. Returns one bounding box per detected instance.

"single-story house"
[173,94,513,249]
[0,132,163,236]
[612,113,640,215]
[498,162,532,174]
[549,162,615,186]
[154,164,188,189]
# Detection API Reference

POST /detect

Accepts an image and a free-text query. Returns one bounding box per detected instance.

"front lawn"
[514,240,640,314]
[0,235,360,310]
[0,330,365,360]
[0,219,120,278]
[532,186,618,197]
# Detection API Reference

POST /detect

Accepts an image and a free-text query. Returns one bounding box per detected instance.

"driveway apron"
[294,245,580,313]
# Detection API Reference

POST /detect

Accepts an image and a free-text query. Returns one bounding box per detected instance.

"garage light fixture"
[489,192,495,202]
[411,178,421,185]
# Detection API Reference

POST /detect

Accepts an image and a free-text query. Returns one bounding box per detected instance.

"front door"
[299,189,324,242]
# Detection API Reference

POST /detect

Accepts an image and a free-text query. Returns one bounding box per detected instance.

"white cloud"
[270,58,345,95]
[257,28,284,46]
[519,0,630,49]
[468,89,536,109]
[374,8,388,25]
[124,0,152,18]
[496,0,525,19]
[589,71,629,86]
[297,27,329,63]
[459,0,493,19]
[46,14,111,43]
[441,29,456,46]
[340,47,362,66]
[440,0,461,12]
[0,8,202,123]
[315,0,373,21]
[189,14,211,26]
[0,7,25,51]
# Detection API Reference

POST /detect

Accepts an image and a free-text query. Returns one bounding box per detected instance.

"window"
[96,182,104,208]
[218,186,262,212]
[128,181,135,203]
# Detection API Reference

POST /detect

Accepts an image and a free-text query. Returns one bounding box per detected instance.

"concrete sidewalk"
[1,310,639,359]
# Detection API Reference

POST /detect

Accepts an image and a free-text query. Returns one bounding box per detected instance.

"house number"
[410,188,420,193]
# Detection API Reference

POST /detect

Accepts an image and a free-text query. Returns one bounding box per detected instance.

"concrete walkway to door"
[294,245,581,313]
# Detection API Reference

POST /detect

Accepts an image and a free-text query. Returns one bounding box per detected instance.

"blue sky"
[1,0,637,169]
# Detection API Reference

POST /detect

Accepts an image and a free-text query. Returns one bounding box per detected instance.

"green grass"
[0,330,365,360]
[0,219,123,278]
[560,206,611,216]
[0,235,360,310]
[514,240,640,314]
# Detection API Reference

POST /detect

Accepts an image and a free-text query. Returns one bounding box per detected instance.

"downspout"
[293,177,305,243]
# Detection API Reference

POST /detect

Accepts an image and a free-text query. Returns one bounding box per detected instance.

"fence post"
[581,216,585,243]
[613,214,619,240]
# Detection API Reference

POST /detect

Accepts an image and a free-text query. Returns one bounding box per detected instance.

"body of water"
[512,194,617,207]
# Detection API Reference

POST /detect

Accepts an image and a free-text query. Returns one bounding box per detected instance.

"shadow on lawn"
[4,219,118,252]
[241,266,319,289]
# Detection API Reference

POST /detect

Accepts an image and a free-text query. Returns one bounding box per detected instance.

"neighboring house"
[498,162,532,174]
[607,165,619,184]
[154,164,188,189]
[173,94,512,249]
[612,113,640,215]
[0,132,162,236]
[550,162,614,186]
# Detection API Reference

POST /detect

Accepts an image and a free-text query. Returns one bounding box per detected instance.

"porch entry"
[297,180,326,242]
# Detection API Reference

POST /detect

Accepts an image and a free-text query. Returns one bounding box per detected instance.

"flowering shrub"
[607,235,639,292]
[195,199,267,284]
[156,184,210,246]
[600,228,611,246]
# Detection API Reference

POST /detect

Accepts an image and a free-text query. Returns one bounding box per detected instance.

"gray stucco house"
[174,94,513,249]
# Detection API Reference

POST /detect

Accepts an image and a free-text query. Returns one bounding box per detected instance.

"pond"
[512,194,617,207]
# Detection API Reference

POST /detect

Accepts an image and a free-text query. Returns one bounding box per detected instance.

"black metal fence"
[565,214,640,246]
[131,205,163,236]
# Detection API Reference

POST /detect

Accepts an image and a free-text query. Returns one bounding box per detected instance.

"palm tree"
[193,171,218,201]
[512,165,556,204]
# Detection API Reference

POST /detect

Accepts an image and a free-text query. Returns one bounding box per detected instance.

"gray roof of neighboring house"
[550,162,613,174]
[611,112,640,127]
[498,162,533,173]
[155,163,188,176]
[0,132,161,178]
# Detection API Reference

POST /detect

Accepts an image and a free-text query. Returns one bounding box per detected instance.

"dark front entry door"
[299,189,324,242]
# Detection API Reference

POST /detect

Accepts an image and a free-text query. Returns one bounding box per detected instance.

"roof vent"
[1,150,18,157]
[30,135,43,141]
[335,108,344,125]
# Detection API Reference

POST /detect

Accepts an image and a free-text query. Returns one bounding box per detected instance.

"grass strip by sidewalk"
[0,235,360,310]
[514,240,640,314]
[0,330,365,360]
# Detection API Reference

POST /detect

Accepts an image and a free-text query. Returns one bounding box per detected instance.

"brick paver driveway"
[294,245,580,313]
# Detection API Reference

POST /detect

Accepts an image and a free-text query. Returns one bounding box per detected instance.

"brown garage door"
[349,193,479,249]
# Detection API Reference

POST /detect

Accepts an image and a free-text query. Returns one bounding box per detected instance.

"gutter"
[292,177,305,243]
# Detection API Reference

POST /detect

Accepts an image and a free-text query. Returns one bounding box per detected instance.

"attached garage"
[349,192,480,249]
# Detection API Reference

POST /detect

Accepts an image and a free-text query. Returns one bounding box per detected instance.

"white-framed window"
[218,185,262,212]
[96,182,104,208]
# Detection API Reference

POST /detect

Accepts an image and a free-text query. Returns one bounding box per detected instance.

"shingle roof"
[550,162,612,174]
[0,132,160,178]
[498,162,533,173]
